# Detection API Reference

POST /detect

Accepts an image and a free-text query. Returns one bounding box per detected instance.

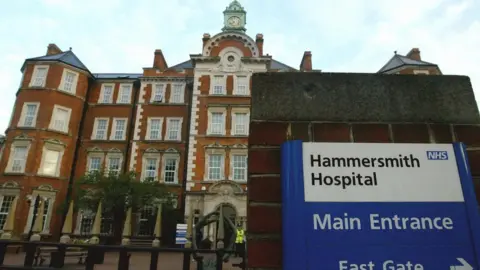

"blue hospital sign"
[281,141,480,270]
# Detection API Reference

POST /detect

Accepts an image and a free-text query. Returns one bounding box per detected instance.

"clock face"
[228,16,241,27]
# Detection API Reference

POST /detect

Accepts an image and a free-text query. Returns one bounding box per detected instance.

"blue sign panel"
[281,141,480,270]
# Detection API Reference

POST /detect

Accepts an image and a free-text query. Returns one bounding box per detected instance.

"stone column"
[152,204,162,247]
[30,199,45,241]
[60,200,74,243]
[121,207,132,245]
[89,202,102,244]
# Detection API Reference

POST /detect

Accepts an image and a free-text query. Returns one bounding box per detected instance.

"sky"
[0,0,479,133]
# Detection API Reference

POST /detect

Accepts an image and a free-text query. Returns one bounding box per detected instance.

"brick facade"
[247,122,480,269]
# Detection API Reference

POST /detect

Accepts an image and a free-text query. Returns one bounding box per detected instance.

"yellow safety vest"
[235,229,245,243]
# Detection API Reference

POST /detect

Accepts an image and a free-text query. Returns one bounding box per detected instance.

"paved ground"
[2,252,244,269]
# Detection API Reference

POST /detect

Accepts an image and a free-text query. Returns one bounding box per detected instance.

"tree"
[72,171,174,242]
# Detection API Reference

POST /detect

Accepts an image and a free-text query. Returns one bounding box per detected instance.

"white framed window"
[59,69,79,94]
[37,142,65,177]
[162,154,180,184]
[141,153,160,181]
[169,83,184,103]
[99,84,115,104]
[5,141,30,174]
[117,84,132,104]
[87,153,104,173]
[0,195,16,230]
[146,117,163,140]
[18,102,39,128]
[234,76,249,95]
[29,65,49,88]
[207,153,224,181]
[207,107,226,135]
[211,75,226,95]
[23,186,56,234]
[110,118,127,140]
[165,117,183,141]
[92,118,109,140]
[49,105,72,133]
[414,70,429,75]
[106,153,122,176]
[151,84,165,103]
[231,108,250,136]
[230,153,247,181]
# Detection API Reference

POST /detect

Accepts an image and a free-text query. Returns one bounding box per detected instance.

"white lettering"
[370,214,453,231]
[313,213,361,230]
[339,260,375,270]
[382,260,423,270]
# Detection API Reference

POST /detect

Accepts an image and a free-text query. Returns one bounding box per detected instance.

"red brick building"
[0,0,442,242]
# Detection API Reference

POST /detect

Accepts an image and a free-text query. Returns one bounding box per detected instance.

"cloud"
[0,0,479,134]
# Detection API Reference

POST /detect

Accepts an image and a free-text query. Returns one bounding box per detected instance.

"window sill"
[141,140,184,144]
[47,128,69,136]
[91,103,132,106]
[16,126,36,130]
[57,88,76,96]
[162,182,181,186]
[109,139,127,141]
[3,172,26,176]
[35,173,63,180]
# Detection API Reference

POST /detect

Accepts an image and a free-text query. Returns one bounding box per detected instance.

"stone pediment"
[208,180,244,195]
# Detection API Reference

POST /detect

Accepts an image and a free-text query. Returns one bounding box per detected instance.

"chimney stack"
[203,33,211,49]
[256,34,264,56]
[406,48,421,61]
[46,43,62,56]
[300,51,312,72]
[153,50,168,71]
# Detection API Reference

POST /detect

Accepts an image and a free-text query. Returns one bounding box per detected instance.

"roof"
[378,54,437,73]
[93,73,142,79]
[23,50,89,72]
[169,58,297,71]
[251,72,480,124]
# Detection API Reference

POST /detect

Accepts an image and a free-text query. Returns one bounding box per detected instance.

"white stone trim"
[37,141,65,177]
[202,32,260,57]
[29,65,49,88]
[58,68,79,94]
[5,140,31,174]
[99,83,115,104]
[18,102,40,128]
[414,69,430,75]
[133,105,143,140]
[48,105,72,133]
[207,107,227,135]
[91,117,110,140]
[117,83,133,104]
[165,117,183,141]
[129,142,138,171]
[145,117,164,141]
[109,117,128,141]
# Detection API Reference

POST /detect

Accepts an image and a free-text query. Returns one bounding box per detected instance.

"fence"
[0,240,246,270]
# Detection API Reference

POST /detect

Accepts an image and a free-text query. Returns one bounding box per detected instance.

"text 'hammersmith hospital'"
[309,154,421,189]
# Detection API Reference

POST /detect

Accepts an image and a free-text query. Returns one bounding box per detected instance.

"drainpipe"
[123,79,141,174]
[179,79,193,221]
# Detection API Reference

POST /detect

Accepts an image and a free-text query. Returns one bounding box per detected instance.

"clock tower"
[222,0,247,32]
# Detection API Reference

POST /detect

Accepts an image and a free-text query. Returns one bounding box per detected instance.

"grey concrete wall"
[251,72,480,124]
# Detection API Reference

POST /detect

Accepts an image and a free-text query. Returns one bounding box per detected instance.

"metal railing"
[0,240,246,270]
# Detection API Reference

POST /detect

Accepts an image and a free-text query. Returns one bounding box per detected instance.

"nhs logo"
[426,151,449,160]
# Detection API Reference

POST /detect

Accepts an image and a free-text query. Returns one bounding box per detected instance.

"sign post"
[281,141,480,270]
